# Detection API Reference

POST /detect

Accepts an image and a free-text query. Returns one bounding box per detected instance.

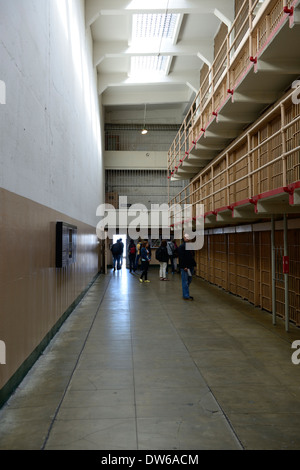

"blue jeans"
[140,260,149,280]
[168,255,175,273]
[181,268,193,299]
[113,255,122,270]
[129,254,135,272]
[134,254,141,270]
[117,254,122,269]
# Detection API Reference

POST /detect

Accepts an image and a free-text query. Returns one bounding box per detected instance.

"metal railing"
[168,0,295,174]
[169,88,300,222]
[105,124,179,152]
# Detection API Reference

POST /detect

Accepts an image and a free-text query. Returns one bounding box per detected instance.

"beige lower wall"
[0,188,101,391]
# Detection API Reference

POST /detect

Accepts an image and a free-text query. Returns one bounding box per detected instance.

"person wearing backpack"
[134,237,142,271]
[167,240,175,274]
[128,239,136,273]
[178,234,196,300]
[139,242,151,283]
[155,240,169,281]
[173,240,179,272]
[117,238,124,268]
[111,241,122,271]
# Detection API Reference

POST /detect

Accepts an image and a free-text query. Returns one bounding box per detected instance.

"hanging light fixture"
[141,103,148,135]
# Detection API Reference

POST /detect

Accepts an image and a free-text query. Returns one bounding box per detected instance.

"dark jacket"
[155,246,168,262]
[118,241,124,255]
[128,242,136,256]
[141,247,150,262]
[178,242,196,270]
[111,242,121,256]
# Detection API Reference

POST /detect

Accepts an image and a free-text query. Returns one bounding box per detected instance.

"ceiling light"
[141,103,148,135]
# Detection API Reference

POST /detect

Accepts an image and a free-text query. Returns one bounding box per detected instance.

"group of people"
[112,235,195,301]
[155,239,178,280]
[128,238,152,282]
[155,234,196,300]
[110,238,124,271]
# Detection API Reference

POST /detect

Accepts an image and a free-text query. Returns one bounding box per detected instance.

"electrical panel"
[56,222,77,268]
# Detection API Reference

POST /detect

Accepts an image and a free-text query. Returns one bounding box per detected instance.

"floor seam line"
[129,304,139,451]
[161,303,245,450]
[40,275,112,450]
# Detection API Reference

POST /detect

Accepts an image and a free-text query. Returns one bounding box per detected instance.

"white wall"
[0,0,104,227]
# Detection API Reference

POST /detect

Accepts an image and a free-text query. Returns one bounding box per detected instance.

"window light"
[132,13,178,41]
[130,13,179,78]
[131,55,169,77]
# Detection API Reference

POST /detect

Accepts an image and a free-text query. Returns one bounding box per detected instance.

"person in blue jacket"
[139,242,151,283]
[178,234,196,300]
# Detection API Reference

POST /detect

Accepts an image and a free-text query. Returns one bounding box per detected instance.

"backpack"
[167,241,174,256]
[111,243,119,255]
[155,246,163,261]
[129,245,136,255]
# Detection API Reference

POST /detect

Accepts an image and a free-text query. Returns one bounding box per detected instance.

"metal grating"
[106,169,187,209]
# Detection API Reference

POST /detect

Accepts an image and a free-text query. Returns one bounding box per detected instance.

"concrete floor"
[1,266,300,450]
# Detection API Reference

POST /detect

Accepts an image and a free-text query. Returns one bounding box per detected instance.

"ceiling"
[85,0,235,125]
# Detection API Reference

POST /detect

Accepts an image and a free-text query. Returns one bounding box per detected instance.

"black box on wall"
[56,222,77,268]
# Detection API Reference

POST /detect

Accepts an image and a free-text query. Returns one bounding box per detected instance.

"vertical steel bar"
[247,133,252,198]
[281,103,287,187]
[284,214,289,331]
[271,216,276,325]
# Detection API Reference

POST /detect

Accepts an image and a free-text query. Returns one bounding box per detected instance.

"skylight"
[131,55,169,77]
[130,13,179,78]
[132,13,178,41]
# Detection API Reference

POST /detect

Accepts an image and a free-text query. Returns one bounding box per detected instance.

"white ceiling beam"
[172,13,184,44]
[214,7,234,29]
[86,0,234,27]
[93,39,213,67]
[197,53,212,68]
[185,73,200,94]
[164,56,173,76]
[98,71,199,95]
[102,88,191,107]
[98,73,128,94]
[196,43,214,67]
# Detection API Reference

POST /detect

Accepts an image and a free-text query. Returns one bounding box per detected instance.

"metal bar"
[168,0,289,168]
[284,214,289,331]
[271,216,276,325]
[168,87,297,201]
[281,103,287,187]
[171,140,300,208]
